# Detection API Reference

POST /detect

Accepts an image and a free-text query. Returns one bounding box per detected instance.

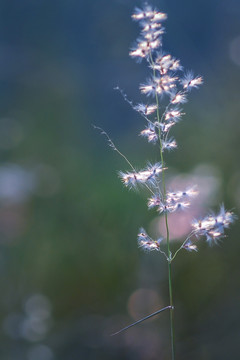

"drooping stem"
[150,53,175,360]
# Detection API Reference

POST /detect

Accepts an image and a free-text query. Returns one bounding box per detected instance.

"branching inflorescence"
[117,4,236,253]
[103,4,236,359]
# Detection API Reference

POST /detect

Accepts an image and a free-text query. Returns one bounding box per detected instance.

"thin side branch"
[93,125,135,171]
[111,305,173,336]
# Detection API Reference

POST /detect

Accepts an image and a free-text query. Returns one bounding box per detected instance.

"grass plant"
[97,4,236,359]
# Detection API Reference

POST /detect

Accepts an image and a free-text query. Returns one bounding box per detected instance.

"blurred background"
[0,0,239,359]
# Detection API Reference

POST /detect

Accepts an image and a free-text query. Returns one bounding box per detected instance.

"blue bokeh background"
[0,0,239,359]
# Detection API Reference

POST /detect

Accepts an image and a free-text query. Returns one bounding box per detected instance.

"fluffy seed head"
[119,163,166,189]
[162,138,177,151]
[171,92,187,104]
[137,228,162,252]
[148,194,161,209]
[134,103,157,115]
[165,108,183,121]
[192,205,236,245]
[181,72,203,90]
[140,126,158,143]
[183,240,198,252]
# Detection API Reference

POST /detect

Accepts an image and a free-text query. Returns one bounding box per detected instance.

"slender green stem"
[168,258,175,360]
[164,183,175,360]
[149,53,175,360]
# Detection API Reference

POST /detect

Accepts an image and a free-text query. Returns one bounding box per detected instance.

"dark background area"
[0,0,239,359]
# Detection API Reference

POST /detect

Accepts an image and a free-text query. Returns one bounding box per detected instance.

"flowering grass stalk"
[98,4,236,359]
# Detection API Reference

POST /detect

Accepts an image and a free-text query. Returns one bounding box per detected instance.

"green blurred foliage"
[0,0,239,359]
